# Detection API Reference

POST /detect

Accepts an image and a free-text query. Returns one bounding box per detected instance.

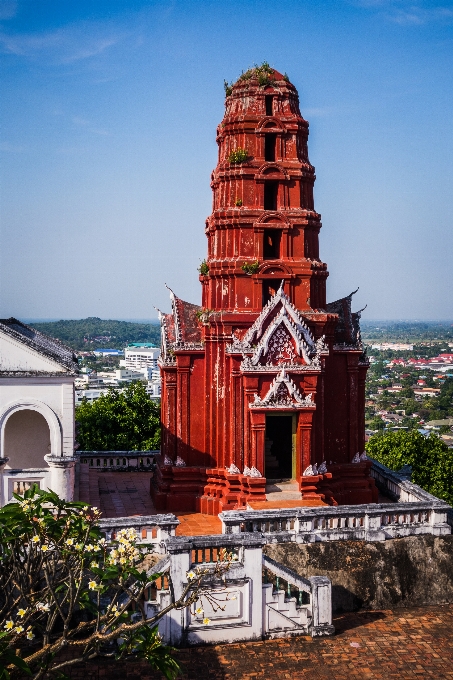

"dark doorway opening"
[265,415,293,480]
[264,134,276,162]
[265,95,273,116]
[263,229,281,259]
[264,181,278,211]
[262,280,279,306]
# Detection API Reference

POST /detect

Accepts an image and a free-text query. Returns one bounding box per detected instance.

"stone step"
[265,480,302,501]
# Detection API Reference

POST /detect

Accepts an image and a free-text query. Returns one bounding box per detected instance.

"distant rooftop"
[127,343,159,348]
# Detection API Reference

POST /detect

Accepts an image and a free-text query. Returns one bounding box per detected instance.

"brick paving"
[79,469,156,518]
[175,512,222,536]
[66,605,453,679]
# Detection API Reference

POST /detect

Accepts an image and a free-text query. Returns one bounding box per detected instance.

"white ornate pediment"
[249,369,315,410]
[226,282,328,372]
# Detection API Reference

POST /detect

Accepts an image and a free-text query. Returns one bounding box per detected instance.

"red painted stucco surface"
[153,68,376,513]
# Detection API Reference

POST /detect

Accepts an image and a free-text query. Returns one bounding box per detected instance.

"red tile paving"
[66,605,453,678]
[79,469,156,518]
[175,512,222,536]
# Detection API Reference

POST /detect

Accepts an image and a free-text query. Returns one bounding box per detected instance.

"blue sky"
[1,0,452,321]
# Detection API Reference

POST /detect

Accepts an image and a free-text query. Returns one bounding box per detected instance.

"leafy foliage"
[228,148,248,164]
[366,430,453,505]
[0,487,235,679]
[241,261,260,275]
[0,487,176,679]
[76,382,161,451]
[238,61,276,87]
[29,318,160,351]
[198,260,209,276]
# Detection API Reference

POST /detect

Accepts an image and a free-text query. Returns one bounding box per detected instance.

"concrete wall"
[264,534,453,612]
[4,409,50,468]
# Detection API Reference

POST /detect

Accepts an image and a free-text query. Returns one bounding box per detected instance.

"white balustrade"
[141,534,334,646]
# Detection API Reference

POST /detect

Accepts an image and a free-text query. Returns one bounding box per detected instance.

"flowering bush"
[0,486,233,679]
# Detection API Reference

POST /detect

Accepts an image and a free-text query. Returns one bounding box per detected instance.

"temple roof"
[158,289,203,360]
[0,317,79,374]
[326,290,364,346]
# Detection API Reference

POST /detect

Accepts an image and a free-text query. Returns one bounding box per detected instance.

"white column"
[44,455,77,500]
[0,457,10,507]
[309,575,335,637]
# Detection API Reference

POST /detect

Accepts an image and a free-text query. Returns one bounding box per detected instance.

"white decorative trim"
[249,369,315,410]
[243,281,316,349]
[351,453,360,463]
[175,456,186,467]
[226,463,241,475]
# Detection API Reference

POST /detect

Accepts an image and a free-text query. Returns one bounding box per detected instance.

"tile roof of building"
[0,317,79,375]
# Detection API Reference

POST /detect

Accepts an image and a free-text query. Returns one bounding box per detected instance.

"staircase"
[263,584,311,635]
[265,480,302,501]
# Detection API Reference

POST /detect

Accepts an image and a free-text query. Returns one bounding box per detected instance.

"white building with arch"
[0,318,79,505]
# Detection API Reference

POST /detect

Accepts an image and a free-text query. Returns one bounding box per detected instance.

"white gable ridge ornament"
[227,282,321,365]
[245,308,313,368]
[249,368,315,409]
[244,281,315,345]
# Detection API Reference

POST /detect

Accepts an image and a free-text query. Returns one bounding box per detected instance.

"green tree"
[366,430,453,505]
[0,486,233,679]
[76,382,161,451]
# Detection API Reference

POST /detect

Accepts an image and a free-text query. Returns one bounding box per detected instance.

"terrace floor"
[66,604,453,679]
[79,469,393,535]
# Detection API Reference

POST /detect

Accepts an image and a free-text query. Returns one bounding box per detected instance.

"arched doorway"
[4,410,51,469]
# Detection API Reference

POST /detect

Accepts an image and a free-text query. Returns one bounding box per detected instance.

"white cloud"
[0,23,123,63]
[351,0,453,25]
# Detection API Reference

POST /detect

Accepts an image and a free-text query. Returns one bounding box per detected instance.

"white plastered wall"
[0,377,75,504]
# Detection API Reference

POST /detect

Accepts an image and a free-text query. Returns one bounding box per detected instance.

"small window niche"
[264,134,276,162]
[263,229,281,259]
[265,95,273,116]
[262,280,279,306]
[264,181,278,211]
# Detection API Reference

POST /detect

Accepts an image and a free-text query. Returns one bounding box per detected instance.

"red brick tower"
[153,65,377,513]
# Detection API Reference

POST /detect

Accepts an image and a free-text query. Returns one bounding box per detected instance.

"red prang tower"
[153,65,377,514]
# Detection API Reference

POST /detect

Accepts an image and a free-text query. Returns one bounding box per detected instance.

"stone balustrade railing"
[77,450,159,471]
[220,460,451,542]
[99,513,179,554]
[369,458,438,503]
[143,533,334,645]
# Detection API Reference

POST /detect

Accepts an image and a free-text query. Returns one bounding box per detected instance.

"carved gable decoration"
[229,282,326,371]
[250,369,315,409]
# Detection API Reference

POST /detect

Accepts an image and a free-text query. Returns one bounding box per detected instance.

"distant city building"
[75,389,110,405]
[121,344,160,371]
[93,349,124,357]
[371,343,414,351]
